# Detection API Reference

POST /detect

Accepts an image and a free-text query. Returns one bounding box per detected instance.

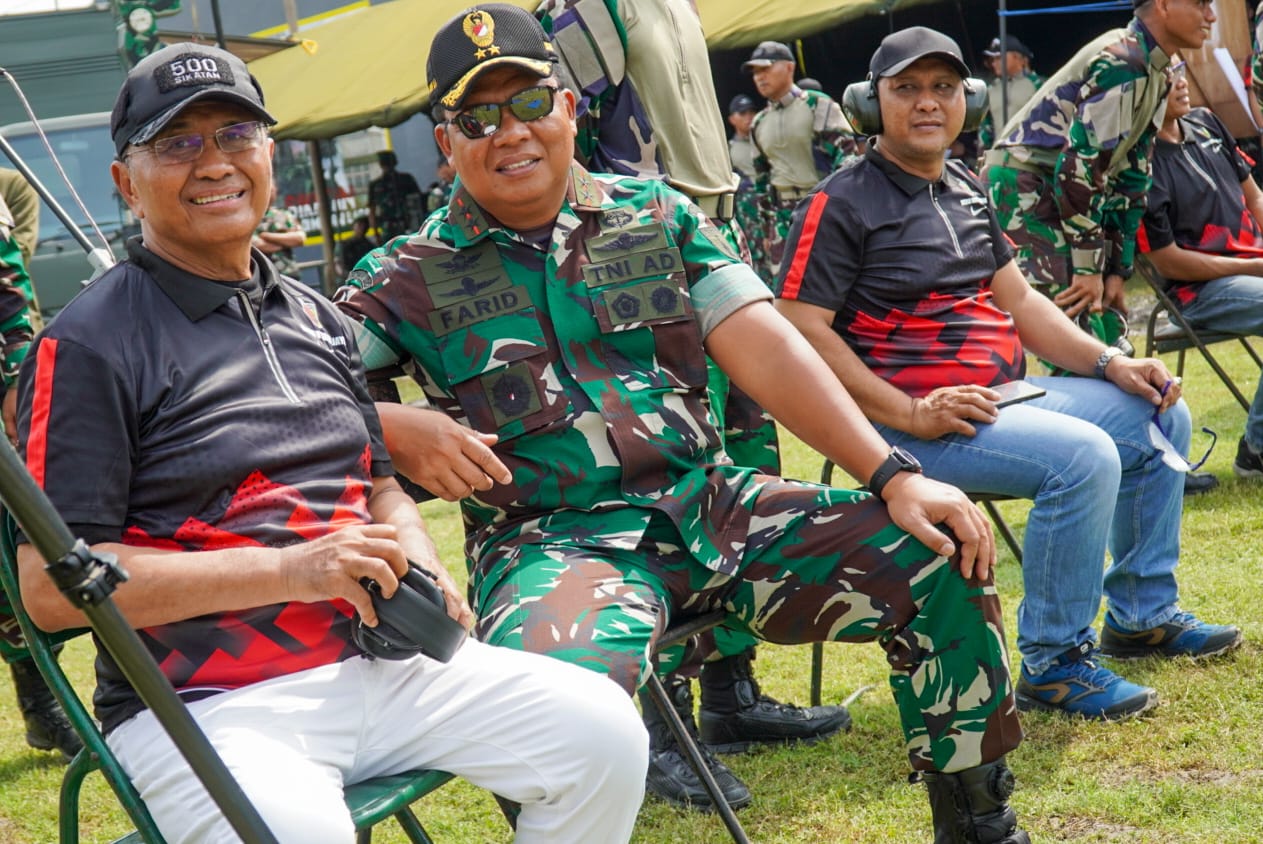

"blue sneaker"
[1099,610,1243,660]
[1016,643,1157,720]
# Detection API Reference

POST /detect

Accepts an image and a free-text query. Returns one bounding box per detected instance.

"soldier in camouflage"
[339,7,1031,838]
[728,94,764,286]
[745,41,858,283]
[983,0,1217,352]
[535,3,812,797]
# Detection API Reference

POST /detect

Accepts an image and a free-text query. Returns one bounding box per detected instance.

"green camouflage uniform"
[0,195,41,663]
[0,195,38,390]
[255,205,303,278]
[540,0,779,486]
[337,164,1021,773]
[984,19,1172,352]
[730,133,765,287]
[751,88,858,282]
[978,69,1046,151]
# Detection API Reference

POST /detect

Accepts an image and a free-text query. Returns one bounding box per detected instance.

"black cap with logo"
[110,43,275,157]
[983,35,1034,59]
[869,27,970,80]
[728,94,757,114]
[742,41,794,72]
[427,3,559,111]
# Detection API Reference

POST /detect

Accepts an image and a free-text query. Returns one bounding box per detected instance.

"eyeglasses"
[448,85,557,140]
[126,120,268,165]
[1147,378,1217,473]
[1169,60,1187,83]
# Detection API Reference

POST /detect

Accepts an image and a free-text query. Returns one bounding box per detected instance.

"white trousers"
[108,639,647,843]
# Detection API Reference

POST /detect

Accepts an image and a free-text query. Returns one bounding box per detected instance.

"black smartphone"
[993,380,1047,408]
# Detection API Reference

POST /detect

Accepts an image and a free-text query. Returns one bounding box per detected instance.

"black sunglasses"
[449,85,557,140]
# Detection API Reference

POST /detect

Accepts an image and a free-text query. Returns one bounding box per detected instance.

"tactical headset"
[351,563,467,662]
[841,75,989,136]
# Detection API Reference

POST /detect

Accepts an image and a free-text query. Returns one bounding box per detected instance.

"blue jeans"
[876,376,1190,674]
[1174,274,1263,451]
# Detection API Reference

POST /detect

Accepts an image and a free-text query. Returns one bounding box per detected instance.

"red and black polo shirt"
[775,145,1023,397]
[1138,108,1263,307]
[17,238,392,732]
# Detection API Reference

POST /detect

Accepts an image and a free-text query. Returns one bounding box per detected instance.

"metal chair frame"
[0,511,453,844]
[644,610,751,844]
[1138,256,1262,413]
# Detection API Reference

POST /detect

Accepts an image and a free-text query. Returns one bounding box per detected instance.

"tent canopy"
[249,0,941,140]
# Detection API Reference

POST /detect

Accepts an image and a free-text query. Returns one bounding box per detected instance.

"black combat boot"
[640,676,752,812]
[10,654,82,762]
[698,649,852,753]
[922,758,1031,844]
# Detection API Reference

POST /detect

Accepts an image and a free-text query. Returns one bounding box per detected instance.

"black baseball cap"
[869,27,970,79]
[427,4,558,111]
[110,43,275,157]
[742,41,794,71]
[983,35,1034,59]
[728,94,757,114]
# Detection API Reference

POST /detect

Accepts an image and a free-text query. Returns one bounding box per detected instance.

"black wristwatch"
[868,446,923,500]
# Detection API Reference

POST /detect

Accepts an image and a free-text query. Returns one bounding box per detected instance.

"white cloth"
[108,639,647,843]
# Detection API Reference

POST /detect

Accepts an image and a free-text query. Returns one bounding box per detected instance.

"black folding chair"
[1138,256,1262,412]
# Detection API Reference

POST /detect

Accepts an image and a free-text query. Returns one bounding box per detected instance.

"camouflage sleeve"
[0,234,36,389]
[811,94,859,173]
[1103,131,1154,273]
[333,245,409,375]
[1055,54,1151,275]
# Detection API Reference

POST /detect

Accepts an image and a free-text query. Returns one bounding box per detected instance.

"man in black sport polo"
[775,27,1241,734]
[1138,67,1263,480]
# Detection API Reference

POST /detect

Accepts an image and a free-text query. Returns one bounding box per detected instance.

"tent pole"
[307,140,337,297]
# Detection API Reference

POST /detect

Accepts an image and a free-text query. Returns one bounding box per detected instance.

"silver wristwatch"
[1093,346,1126,379]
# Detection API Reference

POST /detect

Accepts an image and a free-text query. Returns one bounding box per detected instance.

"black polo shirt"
[1138,108,1263,306]
[775,145,1022,397]
[17,238,392,732]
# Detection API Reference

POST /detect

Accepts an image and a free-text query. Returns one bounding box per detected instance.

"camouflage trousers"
[474,480,1021,773]
[734,189,764,280]
[755,197,802,285]
[987,165,1127,368]
[699,359,779,665]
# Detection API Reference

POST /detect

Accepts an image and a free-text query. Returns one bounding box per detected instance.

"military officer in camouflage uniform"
[745,41,858,283]
[983,0,1216,350]
[339,8,1032,840]
[492,0,839,812]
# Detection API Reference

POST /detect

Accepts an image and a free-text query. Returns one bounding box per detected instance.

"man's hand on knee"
[880,474,997,580]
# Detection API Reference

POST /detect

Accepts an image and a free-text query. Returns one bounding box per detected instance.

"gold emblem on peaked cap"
[464,10,501,60]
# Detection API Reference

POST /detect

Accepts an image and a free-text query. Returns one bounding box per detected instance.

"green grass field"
[2,338,1263,843]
